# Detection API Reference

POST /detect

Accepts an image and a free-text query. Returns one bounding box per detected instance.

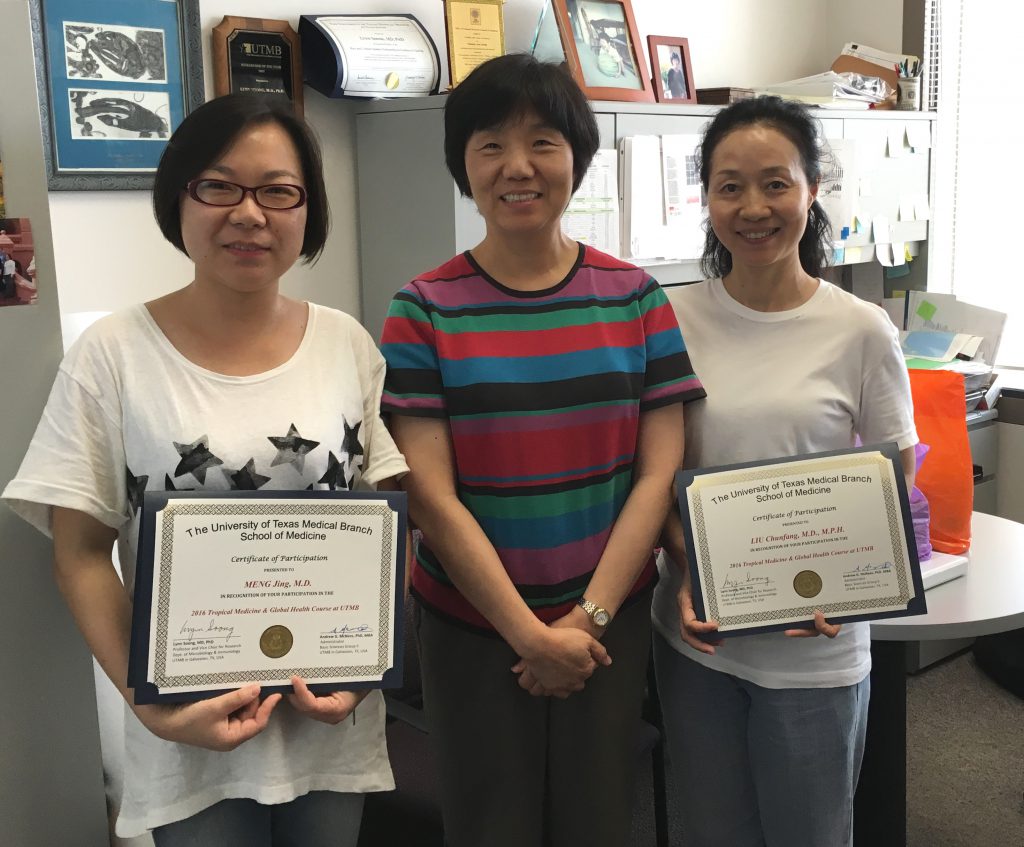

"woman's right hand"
[134,685,281,751]
[511,624,610,698]
[677,569,722,655]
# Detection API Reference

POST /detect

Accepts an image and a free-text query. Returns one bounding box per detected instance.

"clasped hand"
[135,676,368,751]
[511,610,611,699]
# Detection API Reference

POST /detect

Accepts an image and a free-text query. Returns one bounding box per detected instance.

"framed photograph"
[647,35,696,104]
[551,0,653,103]
[29,0,204,190]
[0,219,38,308]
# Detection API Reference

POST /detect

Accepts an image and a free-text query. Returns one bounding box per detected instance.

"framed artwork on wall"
[550,0,653,103]
[647,35,696,104]
[29,0,205,190]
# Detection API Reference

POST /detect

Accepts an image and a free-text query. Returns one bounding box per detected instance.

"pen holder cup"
[897,76,922,111]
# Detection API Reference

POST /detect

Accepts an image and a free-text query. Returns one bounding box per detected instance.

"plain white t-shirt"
[652,278,917,689]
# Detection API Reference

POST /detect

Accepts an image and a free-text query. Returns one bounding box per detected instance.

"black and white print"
[64,21,167,83]
[68,89,170,140]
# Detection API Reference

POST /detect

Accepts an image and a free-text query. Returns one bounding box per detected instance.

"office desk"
[853,512,1024,847]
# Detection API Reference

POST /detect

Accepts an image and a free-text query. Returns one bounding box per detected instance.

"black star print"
[342,418,364,466]
[223,458,271,490]
[318,451,348,491]
[126,466,148,516]
[164,474,193,492]
[173,435,223,484]
[268,423,320,472]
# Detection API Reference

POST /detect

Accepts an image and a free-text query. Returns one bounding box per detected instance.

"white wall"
[997,422,1024,522]
[823,0,904,62]
[48,0,902,322]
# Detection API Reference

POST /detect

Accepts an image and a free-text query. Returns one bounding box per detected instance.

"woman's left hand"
[784,611,841,639]
[287,676,369,724]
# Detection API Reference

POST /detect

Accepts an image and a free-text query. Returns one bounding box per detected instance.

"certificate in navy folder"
[129,490,406,704]
[676,443,926,638]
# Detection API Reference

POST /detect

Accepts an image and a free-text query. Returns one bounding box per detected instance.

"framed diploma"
[128,490,407,703]
[443,0,506,88]
[678,444,926,637]
[299,14,440,99]
[212,16,303,116]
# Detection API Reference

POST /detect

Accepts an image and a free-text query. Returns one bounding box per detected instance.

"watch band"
[577,597,611,627]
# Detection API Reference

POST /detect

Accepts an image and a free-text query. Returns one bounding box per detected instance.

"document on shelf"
[900,330,982,362]
[819,137,856,237]
[128,491,407,703]
[619,134,703,262]
[677,446,926,637]
[562,148,620,256]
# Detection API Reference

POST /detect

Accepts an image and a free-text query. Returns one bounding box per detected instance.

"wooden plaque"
[443,0,506,88]
[212,16,304,116]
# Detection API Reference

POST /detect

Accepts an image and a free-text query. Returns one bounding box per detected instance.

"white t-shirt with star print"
[2,302,408,837]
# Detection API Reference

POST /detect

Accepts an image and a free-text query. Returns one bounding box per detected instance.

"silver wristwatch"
[577,597,611,627]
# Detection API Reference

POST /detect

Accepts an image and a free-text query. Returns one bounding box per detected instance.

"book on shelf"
[696,87,754,105]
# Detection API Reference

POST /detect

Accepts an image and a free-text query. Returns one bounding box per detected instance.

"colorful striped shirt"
[381,244,705,631]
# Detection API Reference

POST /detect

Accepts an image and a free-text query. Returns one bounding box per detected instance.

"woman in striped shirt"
[380,54,704,846]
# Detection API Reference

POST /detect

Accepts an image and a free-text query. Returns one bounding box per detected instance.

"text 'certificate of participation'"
[129,491,407,703]
[678,444,926,637]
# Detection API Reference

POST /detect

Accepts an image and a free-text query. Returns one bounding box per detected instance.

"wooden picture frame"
[647,35,696,104]
[29,0,204,191]
[212,17,303,117]
[550,0,653,103]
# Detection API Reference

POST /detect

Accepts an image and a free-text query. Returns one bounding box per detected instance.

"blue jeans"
[150,791,364,847]
[653,632,869,847]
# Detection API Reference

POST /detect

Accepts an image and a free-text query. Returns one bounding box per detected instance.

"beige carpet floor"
[907,651,1024,847]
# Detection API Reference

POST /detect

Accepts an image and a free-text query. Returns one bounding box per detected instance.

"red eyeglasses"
[186,178,307,210]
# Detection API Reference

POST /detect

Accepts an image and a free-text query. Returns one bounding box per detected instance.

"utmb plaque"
[213,17,304,115]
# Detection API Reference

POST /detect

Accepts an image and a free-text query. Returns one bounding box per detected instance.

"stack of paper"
[899,291,1007,410]
[906,291,1007,366]
[758,72,882,108]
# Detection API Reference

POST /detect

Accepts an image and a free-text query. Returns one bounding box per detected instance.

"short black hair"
[153,95,329,263]
[698,95,833,279]
[443,53,600,197]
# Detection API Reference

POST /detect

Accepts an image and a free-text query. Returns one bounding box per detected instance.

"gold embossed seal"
[260,625,293,659]
[793,570,823,598]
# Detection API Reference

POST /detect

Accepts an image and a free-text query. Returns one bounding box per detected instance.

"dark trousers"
[417,594,652,847]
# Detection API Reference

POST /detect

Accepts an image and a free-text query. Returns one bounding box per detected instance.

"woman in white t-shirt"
[2,95,407,844]
[652,96,918,847]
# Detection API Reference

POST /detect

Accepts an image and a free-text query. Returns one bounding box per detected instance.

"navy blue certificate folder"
[676,443,927,639]
[129,490,407,704]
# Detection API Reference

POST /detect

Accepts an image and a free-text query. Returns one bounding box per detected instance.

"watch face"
[594,609,611,627]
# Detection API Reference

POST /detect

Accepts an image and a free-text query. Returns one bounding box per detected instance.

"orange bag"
[907,369,973,554]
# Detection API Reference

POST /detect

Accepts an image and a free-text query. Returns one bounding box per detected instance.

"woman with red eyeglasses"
[2,95,407,845]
